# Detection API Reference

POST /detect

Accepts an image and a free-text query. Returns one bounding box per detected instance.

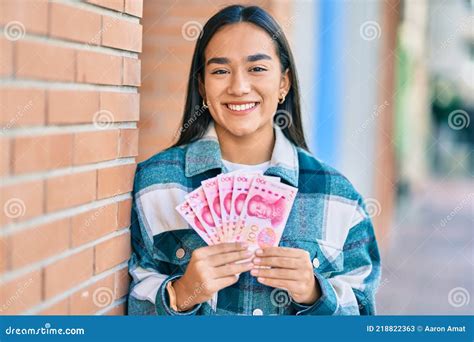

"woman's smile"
[223,101,260,115]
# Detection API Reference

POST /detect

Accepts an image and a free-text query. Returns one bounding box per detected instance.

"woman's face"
[201,22,290,138]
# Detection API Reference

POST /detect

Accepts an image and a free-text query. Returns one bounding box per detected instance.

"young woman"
[128,5,381,316]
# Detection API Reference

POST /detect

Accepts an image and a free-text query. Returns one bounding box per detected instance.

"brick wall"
[0,0,142,315]
[138,0,293,162]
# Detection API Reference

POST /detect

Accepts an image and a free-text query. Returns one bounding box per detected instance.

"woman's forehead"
[204,22,278,62]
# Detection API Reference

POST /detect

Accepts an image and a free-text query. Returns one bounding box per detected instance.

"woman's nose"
[227,71,251,96]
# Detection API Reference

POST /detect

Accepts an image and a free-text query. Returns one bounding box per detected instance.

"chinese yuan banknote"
[237,175,298,251]
[185,187,222,244]
[175,172,297,248]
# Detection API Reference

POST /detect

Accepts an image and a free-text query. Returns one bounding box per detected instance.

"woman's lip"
[223,102,259,115]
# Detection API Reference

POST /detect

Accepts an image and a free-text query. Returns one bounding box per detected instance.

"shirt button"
[252,308,263,316]
[312,257,320,268]
[175,248,186,259]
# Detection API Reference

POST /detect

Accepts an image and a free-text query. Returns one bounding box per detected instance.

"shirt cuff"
[156,273,202,315]
[291,271,338,315]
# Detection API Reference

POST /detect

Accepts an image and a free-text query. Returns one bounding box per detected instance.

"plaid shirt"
[128,123,381,315]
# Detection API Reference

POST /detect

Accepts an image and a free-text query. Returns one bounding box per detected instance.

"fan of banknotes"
[176,172,298,251]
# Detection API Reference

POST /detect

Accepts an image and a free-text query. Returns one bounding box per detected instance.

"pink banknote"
[201,177,225,241]
[237,175,298,251]
[175,200,214,245]
[185,187,222,244]
[216,173,235,240]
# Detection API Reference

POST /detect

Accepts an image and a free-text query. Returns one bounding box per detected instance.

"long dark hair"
[173,4,308,150]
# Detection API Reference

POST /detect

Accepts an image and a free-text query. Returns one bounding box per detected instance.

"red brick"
[44,248,94,299]
[86,0,124,12]
[76,50,122,85]
[0,236,8,273]
[13,134,73,174]
[71,203,118,247]
[38,298,69,315]
[94,233,131,273]
[122,57,141,86]
[0,0,48,35]
[70,274,115,315]
[46,171,97,212]
[16,41,75,82]
[50,2,102,45]
[0,88,46,127]
[0,180,44,226]
[100,92,139,122]
[104,302,126,315]
[114,267,130,299]
[117,198,132,229]
[102,16,142,52]
[48,91,100,124]
[124,0,143,18]
[97,163,136,199]
[119,129,139,157]
[73,130,119,165]
[0,137,10,177]
[0,37,13,76]
[9,218,70,269]
[0,270,41,314]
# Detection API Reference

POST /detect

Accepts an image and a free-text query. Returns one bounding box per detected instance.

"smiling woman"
[128,4,381,316]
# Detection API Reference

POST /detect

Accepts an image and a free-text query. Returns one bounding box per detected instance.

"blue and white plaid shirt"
[128,123,381,315]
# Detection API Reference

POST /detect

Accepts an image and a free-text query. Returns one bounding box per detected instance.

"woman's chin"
[220,122,260,138]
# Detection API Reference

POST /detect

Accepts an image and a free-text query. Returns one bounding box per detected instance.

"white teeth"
[227,102,257,111]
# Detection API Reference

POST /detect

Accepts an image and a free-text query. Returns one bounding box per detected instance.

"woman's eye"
[250,66,267,72]
[211,69,228,75]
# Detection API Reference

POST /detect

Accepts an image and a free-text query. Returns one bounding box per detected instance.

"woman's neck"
[215,123,275,165]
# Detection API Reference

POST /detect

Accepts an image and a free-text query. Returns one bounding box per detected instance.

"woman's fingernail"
[256,249,263,255]
[253,258,261,263]
[251,269,259,276]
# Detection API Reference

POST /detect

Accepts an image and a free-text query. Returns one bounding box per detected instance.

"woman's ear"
[279,69,291,96]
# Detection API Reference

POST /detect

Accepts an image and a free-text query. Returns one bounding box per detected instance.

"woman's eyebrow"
[206,53,272,66]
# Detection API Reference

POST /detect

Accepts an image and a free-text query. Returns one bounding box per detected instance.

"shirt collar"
[185,122,299,187]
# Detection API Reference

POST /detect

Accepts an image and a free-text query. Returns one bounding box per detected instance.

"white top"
[222,159,271,173]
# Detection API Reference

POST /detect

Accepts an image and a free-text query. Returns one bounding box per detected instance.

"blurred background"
[0,0,472,315]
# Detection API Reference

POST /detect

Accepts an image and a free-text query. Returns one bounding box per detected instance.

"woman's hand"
[173,242,254,311]
[250,246,321,305]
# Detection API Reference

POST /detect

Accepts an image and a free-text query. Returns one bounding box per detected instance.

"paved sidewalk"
[376,179,473,314]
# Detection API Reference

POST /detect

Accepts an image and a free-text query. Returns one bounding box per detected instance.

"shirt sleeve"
[127,197,202,316]
[291,198,382,315]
